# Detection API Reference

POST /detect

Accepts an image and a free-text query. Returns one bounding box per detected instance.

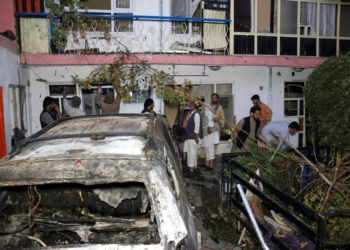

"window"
[60,0,133,32]
[9,85,28,143]
[48,84,80,116]
[115,0,131,11]
[216,84,233,129]
[233,0,350,57]
[284,81,306,147]
[81,86,115,115]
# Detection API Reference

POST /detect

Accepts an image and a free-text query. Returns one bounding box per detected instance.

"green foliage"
[71,55,192,104]
[235,143,300,195]
[45,0,111,52]
[234,143,350,243]
[305,53,350,151]
[46,0,198,105]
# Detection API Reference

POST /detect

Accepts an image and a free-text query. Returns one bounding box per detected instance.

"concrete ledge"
[19,53,326,67]
[0,36,18,55]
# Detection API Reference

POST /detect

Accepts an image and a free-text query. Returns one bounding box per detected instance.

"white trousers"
[205,143,215,161]
[185,139,200,168]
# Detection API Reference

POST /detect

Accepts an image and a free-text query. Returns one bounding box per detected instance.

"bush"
[305,53,350,151]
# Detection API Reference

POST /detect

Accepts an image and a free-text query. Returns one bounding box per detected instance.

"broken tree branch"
[320,151,350,212]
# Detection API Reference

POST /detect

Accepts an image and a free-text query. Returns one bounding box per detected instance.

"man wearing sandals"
[184,101,203,173]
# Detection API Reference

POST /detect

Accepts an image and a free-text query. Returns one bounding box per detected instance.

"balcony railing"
[18,13,230,55]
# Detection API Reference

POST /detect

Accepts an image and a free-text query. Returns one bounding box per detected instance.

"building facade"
[1,0,350,153]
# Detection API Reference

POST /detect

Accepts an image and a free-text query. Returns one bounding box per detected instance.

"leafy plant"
[45,0,110,53]
[305,53,350,151]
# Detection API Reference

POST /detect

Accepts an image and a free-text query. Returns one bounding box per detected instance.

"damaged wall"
[26,64,314,147]
[0,39,30,154]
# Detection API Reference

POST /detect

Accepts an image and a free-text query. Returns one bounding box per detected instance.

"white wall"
[0,45,29,154]
[27,64,315,136]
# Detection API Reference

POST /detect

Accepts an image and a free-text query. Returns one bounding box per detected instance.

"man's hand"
[207,127,212,134]
[195,137,199,145]
[97,86,103,93]
[54,103,60,113]
[62,90,67,99]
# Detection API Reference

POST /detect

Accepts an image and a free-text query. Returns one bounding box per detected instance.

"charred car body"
[0,114,199,249]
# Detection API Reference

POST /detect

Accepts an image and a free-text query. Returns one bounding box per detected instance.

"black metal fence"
[221,147,350,250]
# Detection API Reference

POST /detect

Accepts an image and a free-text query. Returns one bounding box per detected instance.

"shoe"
[205,166,214,171]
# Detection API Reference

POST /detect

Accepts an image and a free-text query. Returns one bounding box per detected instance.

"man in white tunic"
[210,93,225,153]
[260,121,300,149]
[201,104,216,170]
[184,101,203,173]
[62,90,86,117]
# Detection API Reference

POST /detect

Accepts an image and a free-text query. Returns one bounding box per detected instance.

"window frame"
[60,0,134,33]
[9,85,29,138]
[284,81,307,147]
[232,0,350,57]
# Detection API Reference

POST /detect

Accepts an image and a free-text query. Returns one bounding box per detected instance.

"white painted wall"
[27,64,315,143]
[0,45,29,154]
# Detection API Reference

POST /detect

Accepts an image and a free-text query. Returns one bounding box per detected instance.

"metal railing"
[221,148,350,250]
[18,13,230,55]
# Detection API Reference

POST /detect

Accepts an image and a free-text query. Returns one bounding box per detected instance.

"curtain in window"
[320,4,336,36]
[116,0,130,9]
[191,0,201,16]
[171,0,191,17]
[301,2,317,36]
[191,84,214,105]
[203,9,228,49]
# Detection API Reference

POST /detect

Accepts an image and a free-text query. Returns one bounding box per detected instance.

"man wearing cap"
[142,98,155,113]
[62,91,86,117]
[95,86,122,114]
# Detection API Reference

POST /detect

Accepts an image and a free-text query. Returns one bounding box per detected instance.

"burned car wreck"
[0,114,199,249]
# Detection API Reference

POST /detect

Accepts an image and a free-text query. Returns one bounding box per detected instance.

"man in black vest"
[184,101,203,173]
[232,106,262,153]
[40,97,62,129]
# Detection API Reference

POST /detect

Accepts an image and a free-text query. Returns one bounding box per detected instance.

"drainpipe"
[268,67,272,107]
[159,0,163,52]
[229,0,234,55]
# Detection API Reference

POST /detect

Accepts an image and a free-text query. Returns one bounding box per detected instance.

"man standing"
[62,90,86,117]
[95,86,121,114]
[232,106,262,153]
[201,103,215,170]
[251,95,273,127]
[141,98,155,113]
[210,93,225,152]
[40,97,62,129]
[259,121,300,149]
[184,101,203,173]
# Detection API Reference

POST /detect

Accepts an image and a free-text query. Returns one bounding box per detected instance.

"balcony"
[18,13,230,55]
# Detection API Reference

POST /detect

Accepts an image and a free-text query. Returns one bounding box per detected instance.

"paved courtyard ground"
[182,157,243,250]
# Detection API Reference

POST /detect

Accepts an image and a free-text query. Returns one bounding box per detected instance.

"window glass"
[258,0,278,33]
[49,85,76,96]
[319,4,337,37]
[340,5,350,37]
[116,0,130,9]
[82,87,114,115]
[234,0,252,32]
[281,0,298,34]
[300,2,317,36]
[80,0,111,10]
